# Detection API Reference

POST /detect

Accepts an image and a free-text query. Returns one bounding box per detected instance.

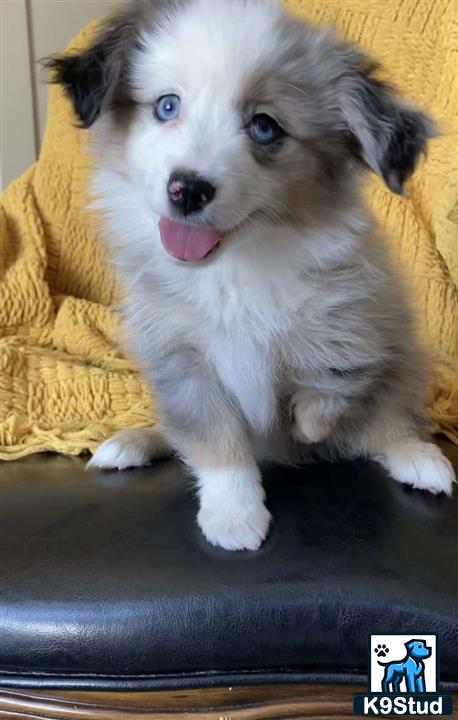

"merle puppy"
[49,0,454,550]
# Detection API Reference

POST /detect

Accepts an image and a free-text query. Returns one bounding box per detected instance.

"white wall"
[1,0,37,190]
[1,0,126,189]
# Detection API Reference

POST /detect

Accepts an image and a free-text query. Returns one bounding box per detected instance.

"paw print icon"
[375,643,389,658]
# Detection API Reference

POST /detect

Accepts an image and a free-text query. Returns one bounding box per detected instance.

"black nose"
[167,172,216,216]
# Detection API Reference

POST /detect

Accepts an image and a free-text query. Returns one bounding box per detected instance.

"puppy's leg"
[152,346,271,551]
[362,410,455,495]
[374,436,455,495]
[292,388,347,444]
[196,462,270,551]
[176,431,271,553]
[88,427,172,470]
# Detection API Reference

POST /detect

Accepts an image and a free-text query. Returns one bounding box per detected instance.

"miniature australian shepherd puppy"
[48,0,455,550]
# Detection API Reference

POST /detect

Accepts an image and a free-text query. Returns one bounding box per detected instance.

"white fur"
[88,428,171,470]
[376,441,455,496]
[196,465,271,551]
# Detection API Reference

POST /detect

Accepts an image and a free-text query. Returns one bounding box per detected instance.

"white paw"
[376,440,455,496]
[87,428,169,470]
[196,465,271,551]
[198,502,271,551]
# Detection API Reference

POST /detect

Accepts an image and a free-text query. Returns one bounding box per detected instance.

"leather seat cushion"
[0,445,457,690]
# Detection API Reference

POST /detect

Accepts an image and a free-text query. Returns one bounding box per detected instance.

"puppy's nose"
[167,172,216,216]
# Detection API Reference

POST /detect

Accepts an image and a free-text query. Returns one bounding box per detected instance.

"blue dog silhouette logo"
[378,639,431,693]
[369,634,437,693]
[354,633,454,715]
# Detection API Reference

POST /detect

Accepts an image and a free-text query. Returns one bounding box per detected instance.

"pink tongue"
[159,218,221,262]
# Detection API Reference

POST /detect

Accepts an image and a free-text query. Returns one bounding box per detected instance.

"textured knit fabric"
[0,0,457,459]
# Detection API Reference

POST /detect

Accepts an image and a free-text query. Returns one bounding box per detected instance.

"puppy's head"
[47,0,435,263]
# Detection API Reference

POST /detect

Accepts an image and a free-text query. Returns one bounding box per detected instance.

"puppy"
[48,0,455,550]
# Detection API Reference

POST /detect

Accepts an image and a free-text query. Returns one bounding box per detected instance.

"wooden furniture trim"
[0,684,367,719]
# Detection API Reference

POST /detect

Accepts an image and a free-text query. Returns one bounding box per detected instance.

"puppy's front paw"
[197,465,271,551]
[87,428,168,470]
[376,440,455,496]
[198,501,271,551]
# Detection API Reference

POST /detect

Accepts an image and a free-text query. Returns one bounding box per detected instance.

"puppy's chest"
[199,269,307,431]
[193,250,309,336]
[209,332,279,432]
[181,254,320,430]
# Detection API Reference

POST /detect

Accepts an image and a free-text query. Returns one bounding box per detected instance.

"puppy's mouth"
[159,218,222,262]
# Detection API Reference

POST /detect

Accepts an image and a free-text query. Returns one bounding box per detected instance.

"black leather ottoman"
[0,444,457,714]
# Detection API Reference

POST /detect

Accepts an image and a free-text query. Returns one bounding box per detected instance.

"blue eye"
[155,94,181,121]
[248,113,283,145]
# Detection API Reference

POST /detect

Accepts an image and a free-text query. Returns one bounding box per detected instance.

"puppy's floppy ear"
[44,10,136,128]
[340,53,436,193]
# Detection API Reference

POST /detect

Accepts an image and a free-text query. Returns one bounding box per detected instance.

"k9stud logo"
[370,635,437,693]
[353,634,454,716]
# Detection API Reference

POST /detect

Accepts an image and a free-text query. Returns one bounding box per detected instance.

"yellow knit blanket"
[1,0,457,460]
